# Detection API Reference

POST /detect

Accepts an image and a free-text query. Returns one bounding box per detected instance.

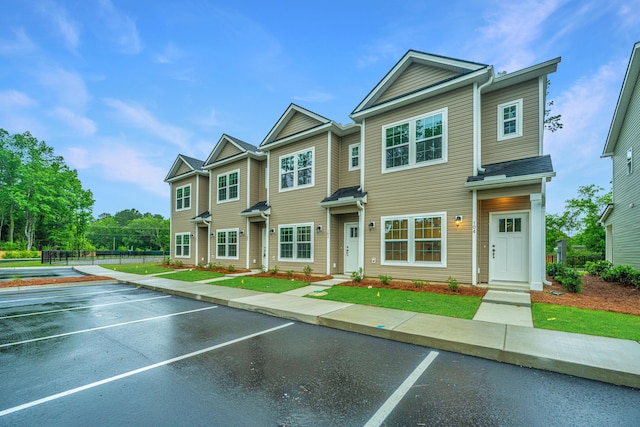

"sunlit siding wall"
[375,63,459,105]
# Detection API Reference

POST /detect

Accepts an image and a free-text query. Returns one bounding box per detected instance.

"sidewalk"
[73,265,640,389]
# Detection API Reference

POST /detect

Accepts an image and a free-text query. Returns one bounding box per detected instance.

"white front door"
[490,212,529,283]
[344,222,359,273]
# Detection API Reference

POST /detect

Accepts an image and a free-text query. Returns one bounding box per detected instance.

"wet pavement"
[1,282,639,426]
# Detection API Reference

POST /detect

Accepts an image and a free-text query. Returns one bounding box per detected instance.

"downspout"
[541,177,552,286]
[475,67,494,173]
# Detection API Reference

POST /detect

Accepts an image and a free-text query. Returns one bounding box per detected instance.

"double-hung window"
[175,184,191,211]
[381,213,446,267]
[349,142,360,171]
[216,229,238,259]
[175,233,190,257]
[497,99,523,140]
[383,108,447,172]
[279,148,314,191]
[217,170,239,203]
[278,223,313,261]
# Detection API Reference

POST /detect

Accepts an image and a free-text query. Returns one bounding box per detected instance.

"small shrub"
[412,279,426,288]
[447,276,459,292]
[303,265,313,279]
[286,270,294,279]
[350,268,364,283]
[378,274,392,286]
[270,265,279,275]
[552,266,583,293]
[546,262,568,278]
[197,261,205,268]
[163,256,171,265]
[584,260,613,276]
[2,250,39,259]
[174,260,183,267]
[601,264,640,287]
[228,264,235,273]
[259,264,266,273]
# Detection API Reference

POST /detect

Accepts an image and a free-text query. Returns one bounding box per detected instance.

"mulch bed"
[0,276,114,289]
[340,278,488,297]
[252,271,333,282]
[532,275,640,316]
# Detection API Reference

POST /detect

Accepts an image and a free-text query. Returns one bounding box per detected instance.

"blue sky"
[1,0,638,218]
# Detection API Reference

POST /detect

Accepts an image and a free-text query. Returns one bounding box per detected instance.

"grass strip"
[162,270,225,282]
[308,285,481,319]
[102,264,175,275]
[210,276,309,293]
[532,303,640,341]
[0,260,46,268]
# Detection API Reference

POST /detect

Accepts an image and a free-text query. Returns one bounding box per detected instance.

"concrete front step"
[482,290,531,307]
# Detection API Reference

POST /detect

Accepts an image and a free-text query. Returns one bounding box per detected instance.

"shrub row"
[1,250,40,259]
[585,260,640,288]
[546,263,583,293]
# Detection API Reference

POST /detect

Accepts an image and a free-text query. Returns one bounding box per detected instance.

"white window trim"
[381,108,448,174]
[216,169,240,204]
[497,98,523,141]
[175,184,192,212]
[278,147,315,192]
[380,212,447,268]
[627,147,633,175]
[348,142,361,171]
[277,222,314,262]
[175,232,191,258]
[215,228,239,260]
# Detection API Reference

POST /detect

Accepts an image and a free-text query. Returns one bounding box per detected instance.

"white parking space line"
[0,322,295,417]
[364,351,439,427]
[0,287,137,304]
[0,295,171,319]
[0,306,218,348]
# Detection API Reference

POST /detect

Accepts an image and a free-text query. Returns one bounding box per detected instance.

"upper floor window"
[175,184,191,211]
[381,213,446,267]
[349,142,360,171]
[278,223,313,261]
[217,170,239,203]
[382,108,447,173]
[216,229,238,259]
[497,99,523,141]
[175,233,190,257]
[627,148,633,175]
[279,148,314,191]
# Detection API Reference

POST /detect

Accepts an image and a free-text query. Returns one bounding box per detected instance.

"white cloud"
[618,0,640,29]
[37,0,80,51]
[103,98,191,150]
[0,28,36,55]
[49,107,96,136]
[0,90,36,108]
[293,91,335,103]
[36,67,89,109]
[97,0,142,55]
[154,42,183,64]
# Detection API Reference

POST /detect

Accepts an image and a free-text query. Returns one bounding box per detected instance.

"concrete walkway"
[473,289,533,328]
[72,266,640,389]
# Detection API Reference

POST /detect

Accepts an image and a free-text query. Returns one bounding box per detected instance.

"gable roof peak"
[260,103,332,147]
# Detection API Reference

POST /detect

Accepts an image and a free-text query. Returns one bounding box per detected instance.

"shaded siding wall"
[267,133,328,273]
[339,132,361,188]
[362,86,475,283]
[376,63,459,104]
[218,143,242,160]
[609,73,640,269]
[170,175,200,265]
[276,112,323,140]
[481,79,541,165]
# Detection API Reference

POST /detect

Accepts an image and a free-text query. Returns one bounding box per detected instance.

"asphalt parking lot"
[1,282,639,426]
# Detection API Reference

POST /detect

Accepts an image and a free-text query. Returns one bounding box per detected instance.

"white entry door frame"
[344,222,360,274]
[489,211,529,284]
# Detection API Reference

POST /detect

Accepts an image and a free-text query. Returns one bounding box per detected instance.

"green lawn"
[532,303,640,341]
[210,276,310,293]
[162,270,226,282]
[101,264,174,275]
[0,260,45,268]
[309,285,482,319]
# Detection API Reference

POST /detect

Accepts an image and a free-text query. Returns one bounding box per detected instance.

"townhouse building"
[165,50,559,290]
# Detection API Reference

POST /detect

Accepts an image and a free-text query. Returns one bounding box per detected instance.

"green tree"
[545,213,569,254]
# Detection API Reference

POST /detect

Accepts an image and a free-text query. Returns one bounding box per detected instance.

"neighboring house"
[600,41,640,270]
[165,49,560,290]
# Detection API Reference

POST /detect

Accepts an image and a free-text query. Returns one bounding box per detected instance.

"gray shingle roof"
[191,210,210,220]
[224,134,259,153]
[321,186,367,204]
[180,154,205,171]
[466,155,554,182]
[240,201,270,214]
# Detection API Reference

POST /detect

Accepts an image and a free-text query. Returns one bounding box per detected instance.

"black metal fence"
[546,253,605,268]
[41,250,170,266]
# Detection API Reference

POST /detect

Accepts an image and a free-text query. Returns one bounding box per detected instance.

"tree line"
[0,129,168,252]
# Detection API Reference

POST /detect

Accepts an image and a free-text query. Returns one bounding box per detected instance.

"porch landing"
[473,289,533,328]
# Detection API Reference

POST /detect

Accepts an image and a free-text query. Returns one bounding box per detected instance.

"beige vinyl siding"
[249,158,263,206]
[477,195,532,283]
[176,162,191,175]
[170,176,199,265]
[330,132,340,195]
[257,160,267,201]
[608,73,640,269]
[197,174,209,215]
[339,132,361,188]
[476,183,541,201]
[268,133,328,273]
[210,160,248,267]
[362,86,475,283]
[481,79,541,165]
[276,112,324,140]
[376,63,460,105]
[218,143,243,161]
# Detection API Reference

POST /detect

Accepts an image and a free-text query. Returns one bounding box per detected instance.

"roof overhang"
[598,203,614,224]
[259,121,359,152]
[483,57,561,93]
[240,207,271,218]
[165,169,207,183]
[319,193,367,208]
[203,151,266,170]
[464,172,555,190]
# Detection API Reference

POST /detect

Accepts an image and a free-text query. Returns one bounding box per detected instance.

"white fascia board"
[165,170,207,183]
[598,203,614,224]
[350,68,490,121]
[484,57,561,93]
[464,172,556,190]
[259,123,333,151]
[203,151,264,170]
[319,194,367,208]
